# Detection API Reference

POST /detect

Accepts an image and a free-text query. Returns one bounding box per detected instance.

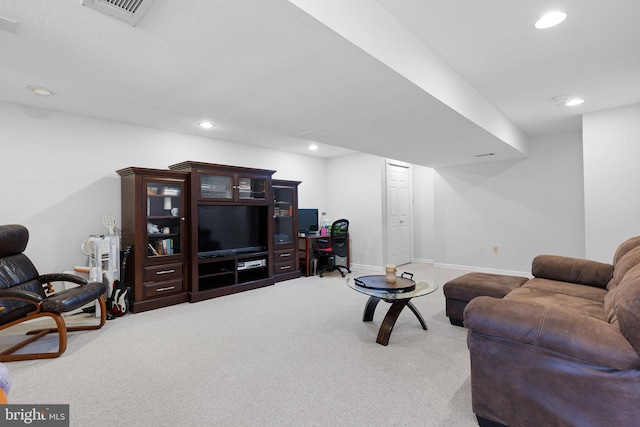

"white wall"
[412,165,435,263]
[6,98,620,277]
[1,101,327,273]
[583,103,640,262]
[325,153,385,268]
[432,131,585,274]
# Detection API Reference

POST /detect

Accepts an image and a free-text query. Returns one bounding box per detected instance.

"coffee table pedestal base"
[363,296,428,346]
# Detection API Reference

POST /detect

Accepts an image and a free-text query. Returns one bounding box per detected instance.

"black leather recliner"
[0,224,107,361]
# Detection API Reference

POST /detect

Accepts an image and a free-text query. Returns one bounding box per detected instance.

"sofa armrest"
[465,296,640,370]
[531,254,613,288]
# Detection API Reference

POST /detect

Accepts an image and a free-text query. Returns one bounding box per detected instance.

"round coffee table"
[347,273,438,346]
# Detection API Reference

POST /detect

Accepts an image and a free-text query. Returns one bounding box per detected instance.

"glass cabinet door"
[273,186,294,245]
[238,176,267,201]
[199,173,267,201]
[200,173,233,199]
[146,181,183,258]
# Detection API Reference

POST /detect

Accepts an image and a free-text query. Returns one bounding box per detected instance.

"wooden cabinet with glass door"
[117,167,189,312]
[168,161,277,302]
[272,180,301,282]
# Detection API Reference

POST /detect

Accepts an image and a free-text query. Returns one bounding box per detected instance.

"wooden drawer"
[142,278,184,299]
[273,259,296,275]
[143,262,183,283]
[273,248,296,262]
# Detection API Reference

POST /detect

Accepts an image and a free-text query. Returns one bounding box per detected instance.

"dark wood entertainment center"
[118,161,301,312]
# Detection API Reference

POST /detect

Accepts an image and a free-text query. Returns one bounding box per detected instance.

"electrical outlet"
[493,245,499,253]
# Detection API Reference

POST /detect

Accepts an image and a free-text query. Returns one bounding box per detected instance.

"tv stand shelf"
[195,253,271,301]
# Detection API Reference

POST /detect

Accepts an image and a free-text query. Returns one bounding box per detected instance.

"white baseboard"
[412,258,435,264]
[348,263,386,273]
[434,262,530,278]
[348,261,530,278]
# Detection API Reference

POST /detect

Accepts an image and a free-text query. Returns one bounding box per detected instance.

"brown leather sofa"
[465,236,640,427]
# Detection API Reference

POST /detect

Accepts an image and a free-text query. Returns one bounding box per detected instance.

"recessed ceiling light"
[27,86,53,97]
[535,11,567,29]
[199,121,215,129]
[565,98,584,106]
[308,144,319,151]
[553,96,584,106]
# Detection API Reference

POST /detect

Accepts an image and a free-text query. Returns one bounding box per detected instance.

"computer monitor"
[298,208,319,234]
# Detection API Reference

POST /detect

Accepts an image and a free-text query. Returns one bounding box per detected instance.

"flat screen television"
[198,205,267,257]
[298,208,319,234]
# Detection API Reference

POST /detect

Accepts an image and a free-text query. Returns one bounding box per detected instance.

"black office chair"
[315,219,351,277]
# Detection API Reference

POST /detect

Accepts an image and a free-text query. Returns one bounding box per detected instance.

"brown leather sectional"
[464,236,640,427]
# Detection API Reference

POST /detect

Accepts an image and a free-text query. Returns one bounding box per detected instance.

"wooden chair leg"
[0,312,67,362]
[67,296,107,332]
[0,297,107,362]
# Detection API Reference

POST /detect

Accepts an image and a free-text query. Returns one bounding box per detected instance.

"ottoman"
[443,272,529,326]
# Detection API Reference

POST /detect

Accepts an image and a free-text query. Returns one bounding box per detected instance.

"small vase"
[385,264,396,283]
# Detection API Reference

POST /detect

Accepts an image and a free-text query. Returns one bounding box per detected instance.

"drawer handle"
[155,269,175,275]
[279,253,291,257]
[156,286,176,292]
[280,266,292,270]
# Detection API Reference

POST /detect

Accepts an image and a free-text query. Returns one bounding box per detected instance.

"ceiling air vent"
[81,0,155,26]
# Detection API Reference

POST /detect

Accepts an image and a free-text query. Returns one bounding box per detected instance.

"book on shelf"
[148,243,160,256]
[148,239,174,256]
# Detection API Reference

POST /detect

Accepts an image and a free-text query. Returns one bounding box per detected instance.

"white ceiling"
[1,0,639,167]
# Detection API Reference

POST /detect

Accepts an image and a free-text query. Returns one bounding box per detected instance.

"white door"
[386,162,412,266]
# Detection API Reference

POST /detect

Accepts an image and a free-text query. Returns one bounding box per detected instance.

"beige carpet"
[4,263,475,427]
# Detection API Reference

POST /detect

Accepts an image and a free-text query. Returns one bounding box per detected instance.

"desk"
[298,234,350,277]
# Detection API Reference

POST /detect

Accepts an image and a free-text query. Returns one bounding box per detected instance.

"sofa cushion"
[531,255,612,288]
[443,272,529,301]
[611,263,640,353]
[604,290,617,327]
[609,245,640,291]
[522,278,608,304]
[505,285,607,322]
[613,235,640,265]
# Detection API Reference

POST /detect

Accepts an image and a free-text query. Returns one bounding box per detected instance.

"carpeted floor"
[4,263,475,427]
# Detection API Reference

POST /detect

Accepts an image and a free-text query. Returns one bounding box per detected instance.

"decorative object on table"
[385,264,397,283]
[355,272,415,292]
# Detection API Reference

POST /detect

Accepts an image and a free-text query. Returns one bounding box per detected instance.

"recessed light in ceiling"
[553,96,584,106]
[565,98,584,106]
[535,11,567,29]
[308,144,319,151]
[27,86,53,97]
[199,121,215,129]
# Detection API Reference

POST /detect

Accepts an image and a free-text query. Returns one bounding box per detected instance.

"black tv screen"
[198,205,267,257]
[298,208,319,233]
